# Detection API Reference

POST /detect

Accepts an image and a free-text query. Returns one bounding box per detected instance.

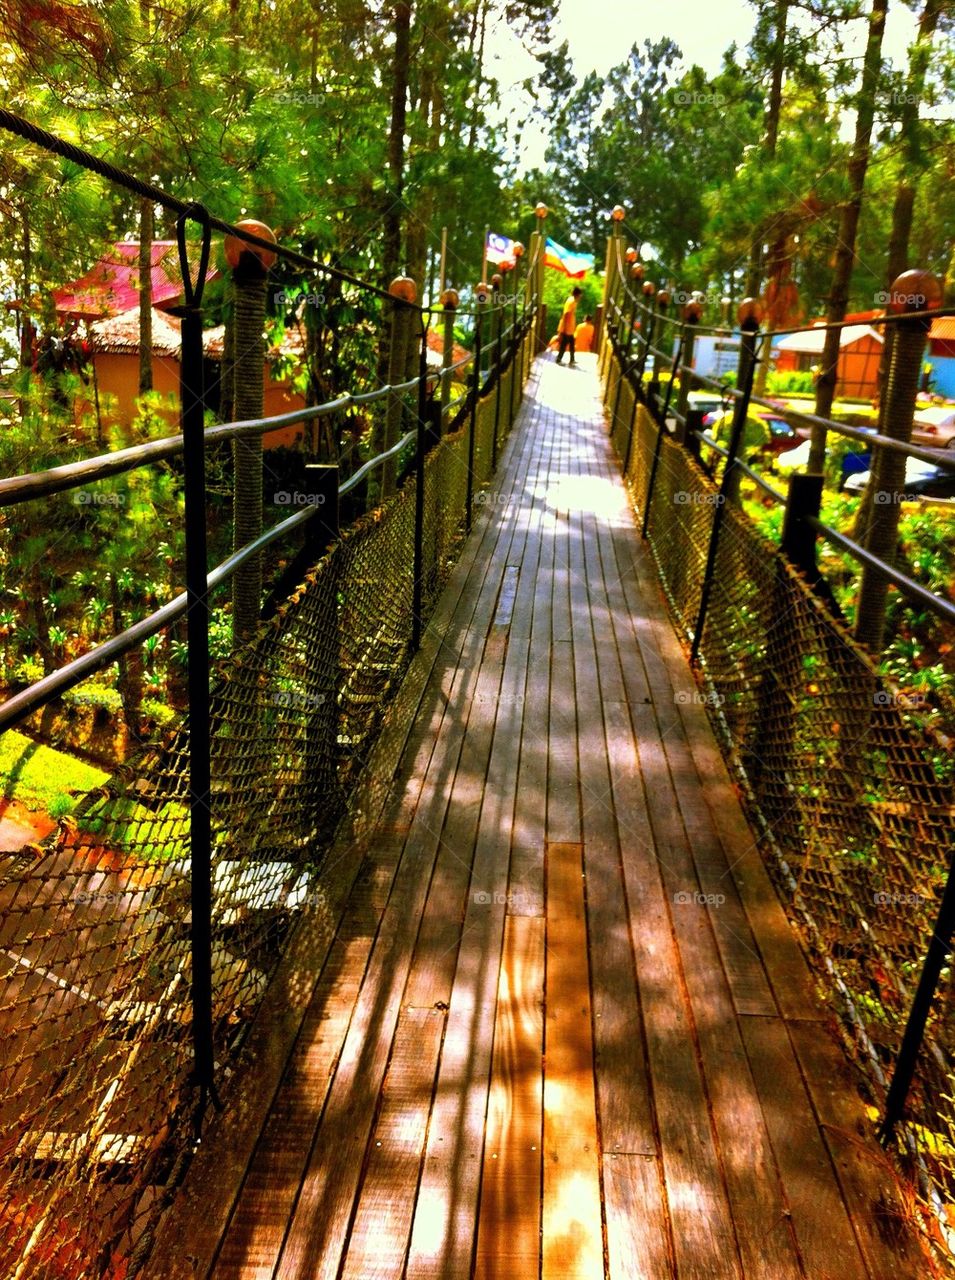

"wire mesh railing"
[599,274,955,1264]
[0,114,541,1278]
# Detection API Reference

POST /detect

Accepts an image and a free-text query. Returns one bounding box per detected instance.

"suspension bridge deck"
[173,355,922,1279]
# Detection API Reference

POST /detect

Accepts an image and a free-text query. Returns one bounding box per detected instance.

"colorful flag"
[485,231,517,268]
[544,237,594,280]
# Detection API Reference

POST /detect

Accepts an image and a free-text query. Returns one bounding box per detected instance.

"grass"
[0,729,110,818]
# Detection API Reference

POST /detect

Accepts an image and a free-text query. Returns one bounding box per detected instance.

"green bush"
[768,370,815,394]
[64,684,123,713]
[47,793,75,821]
[142,697,175,726]
[0,729,109,812]
[13,654,45,687]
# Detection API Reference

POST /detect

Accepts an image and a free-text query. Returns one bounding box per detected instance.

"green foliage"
[0,729,109,813]
[540,271,602,338]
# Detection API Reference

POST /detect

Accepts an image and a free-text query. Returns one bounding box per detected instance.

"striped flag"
[544,237,593,280]
[485,231,517,268]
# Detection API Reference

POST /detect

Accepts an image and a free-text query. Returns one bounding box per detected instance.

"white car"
[843,456,955,498]
[912,407,955,449]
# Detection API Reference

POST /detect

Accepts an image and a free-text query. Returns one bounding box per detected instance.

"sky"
[488,0,927,172]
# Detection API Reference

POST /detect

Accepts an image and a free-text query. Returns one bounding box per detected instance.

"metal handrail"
[806,516,955,625]
[610,240,955,340]
[0,307,533,730]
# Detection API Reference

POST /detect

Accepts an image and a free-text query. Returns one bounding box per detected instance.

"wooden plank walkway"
[202,354,926,1280]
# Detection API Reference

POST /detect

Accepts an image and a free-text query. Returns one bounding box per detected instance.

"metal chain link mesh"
[603,335,955,1261]
[0,324,536,1279]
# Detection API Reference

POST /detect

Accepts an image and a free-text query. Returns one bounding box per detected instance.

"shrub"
[47,793,75,821]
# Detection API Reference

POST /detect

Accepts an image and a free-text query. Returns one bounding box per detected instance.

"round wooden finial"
[737,296,763,329]
[441,288,460,309]
[224,219,277,270]
[625,246,638,263]
[611,205,626,223]
[475,281,491,304]
[513,241,525,258]
[683,292,704,323]
[389,275,418,304]
[887,269,943,315]
[491,272,503,290]
[656,289,670,309]
[642,281,656,298]
[630,262,645,282]
[535,203,548,219]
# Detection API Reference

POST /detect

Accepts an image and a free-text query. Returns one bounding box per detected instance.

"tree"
[809,0,888,469]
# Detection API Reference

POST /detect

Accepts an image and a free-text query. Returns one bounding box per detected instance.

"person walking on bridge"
[555,286,583,366]
[574,314,595,353]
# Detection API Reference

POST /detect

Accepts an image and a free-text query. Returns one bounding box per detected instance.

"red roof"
[53,241,218,319]
[425,326,471,368]
[930,317,955,342]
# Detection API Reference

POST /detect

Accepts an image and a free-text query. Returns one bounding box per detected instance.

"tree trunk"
[855,0,940,546]
[231,262,266,646]
[138,198,153,395]
[746,0,787,297]
[383,0,412,284]
[111,574,144,743]
[466,0,487,156]
[808,0,887,472]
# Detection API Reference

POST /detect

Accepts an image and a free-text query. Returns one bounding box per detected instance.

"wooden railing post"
[855,269,942,654]
[533,202,547,350]
[780,471,824,581]
[491,272,504,470]
[175,207,218,1126]
[467,281,489,532]
[690,297,762,665]
[226,218,276,646]
[611,261,643,436]
[412,321,429,651]
[508,242,524,427]
[675,293,703,426]
[382,274,417,499]
[440,287,459,428]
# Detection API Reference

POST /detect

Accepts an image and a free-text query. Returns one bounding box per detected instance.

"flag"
[544,237,594,280]
[485,231,517,268]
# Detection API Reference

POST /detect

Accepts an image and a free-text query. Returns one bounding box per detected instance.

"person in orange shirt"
[574,314,595,353]
[555,286,583,365]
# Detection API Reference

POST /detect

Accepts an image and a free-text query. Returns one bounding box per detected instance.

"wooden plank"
[546,410,581,847]
[599,485,802,1279]
[274,592,512,1278]
[474,915,545,1279]
[493,564,520,627]
[220,463,536,1279]
[403,403,543,1012]
[571,497,658,1159]
[506,843,544,917]
[740,1016,870,1280]
[604,703,741,1279]
[542,841,603,1280]
[401,628,505,1010]
[599,449,776,1019]
[603,1153,674,1280]
[403,403,548,1279]
[339,1007,445,1280]
[211,933,372,1277]
[622,531,823,1024]
[787,1019,928,1280]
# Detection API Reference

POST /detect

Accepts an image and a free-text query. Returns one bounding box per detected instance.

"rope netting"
[0,324,535,1279]
[603,336,955,1257]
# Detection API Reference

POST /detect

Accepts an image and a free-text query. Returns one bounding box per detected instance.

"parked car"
[702,406,808,457]
[685,391,727,418]
[911,407,955,450]
[843,456,955,500]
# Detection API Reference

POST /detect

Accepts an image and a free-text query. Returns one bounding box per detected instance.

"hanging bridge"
[0,112,954,1279]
